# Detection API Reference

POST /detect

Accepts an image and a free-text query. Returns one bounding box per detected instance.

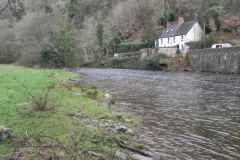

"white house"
[155,17,204,52]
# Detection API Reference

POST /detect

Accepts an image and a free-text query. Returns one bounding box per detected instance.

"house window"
[161,39,163,44]
[173,37,175,43]
[181,35,184,42]
[168,38,169,43]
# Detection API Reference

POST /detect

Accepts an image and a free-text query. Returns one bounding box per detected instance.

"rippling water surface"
[76,68,240,160]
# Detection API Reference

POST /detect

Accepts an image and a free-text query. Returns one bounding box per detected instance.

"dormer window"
[171,29,173,31]
[167,30,169,32]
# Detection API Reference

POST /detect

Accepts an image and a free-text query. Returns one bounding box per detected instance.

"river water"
[76,68,240,160]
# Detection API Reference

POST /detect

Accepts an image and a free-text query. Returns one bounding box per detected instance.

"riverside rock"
[104,93,114,105]
[125,128,134,134]
[131,154,153,160]
[0,126,11,140]
[116,124,127,132]
[123,118,132,123]
[88,151,102,157]
[114,151,128,160]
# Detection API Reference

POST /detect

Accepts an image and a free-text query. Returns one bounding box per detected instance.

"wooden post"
[204,21,206,41]
[204,21,206,48]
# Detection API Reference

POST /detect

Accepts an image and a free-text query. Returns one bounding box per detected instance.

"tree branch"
[0,1,9,15]
[118,141,152,157]
[0,0,15,15]
[114,18,127,42]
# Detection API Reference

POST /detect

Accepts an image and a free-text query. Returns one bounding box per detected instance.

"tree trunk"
[15,0,19,11]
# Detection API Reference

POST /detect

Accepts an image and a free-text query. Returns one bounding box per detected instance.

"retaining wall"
[188,47,240,74]
[158,47,178,57]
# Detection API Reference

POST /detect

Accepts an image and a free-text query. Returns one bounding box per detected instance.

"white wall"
[158,37,179,48]
[186,22,204,41]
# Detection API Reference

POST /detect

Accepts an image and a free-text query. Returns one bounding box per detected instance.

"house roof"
[175,21,195,36]
[159,21,196,38]
[159,24,179,38]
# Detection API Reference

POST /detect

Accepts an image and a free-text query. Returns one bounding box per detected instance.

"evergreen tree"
[142,18,157,47]
[97,23,104,53]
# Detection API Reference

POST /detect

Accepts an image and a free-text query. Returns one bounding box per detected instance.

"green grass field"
[0,65,140,159]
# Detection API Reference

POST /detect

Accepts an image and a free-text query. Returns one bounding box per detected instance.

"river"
[76,68,240,160]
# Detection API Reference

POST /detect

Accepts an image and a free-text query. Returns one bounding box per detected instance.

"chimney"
[195,14,198,22]
[178,17,184,25]
[167,21,171,27]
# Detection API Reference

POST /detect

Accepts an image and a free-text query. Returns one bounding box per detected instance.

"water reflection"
[76,68,240,160]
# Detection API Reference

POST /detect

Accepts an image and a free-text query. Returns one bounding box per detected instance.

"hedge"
[116,42,148,53]
[186,38,213,50]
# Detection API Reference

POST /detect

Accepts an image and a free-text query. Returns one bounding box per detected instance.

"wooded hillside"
[0,0,240,68]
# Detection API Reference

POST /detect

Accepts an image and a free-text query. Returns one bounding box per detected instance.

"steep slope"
[0,0,239,67]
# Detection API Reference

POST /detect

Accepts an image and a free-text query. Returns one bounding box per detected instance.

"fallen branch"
[26,130,69,156]
[118,141,152,157]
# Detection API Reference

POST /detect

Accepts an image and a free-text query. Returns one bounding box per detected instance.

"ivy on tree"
[97,23,104,53]
[205,8,220,33]
[157,9,175,26]
[142,17,157,47]
[11,0,25,20]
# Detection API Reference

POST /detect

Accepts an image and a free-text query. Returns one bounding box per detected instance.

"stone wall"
[188,47,240,74]
[158,47,178,57]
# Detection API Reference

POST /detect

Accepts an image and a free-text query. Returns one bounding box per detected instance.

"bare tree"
[108,0,152,41]
[0,0,12,15]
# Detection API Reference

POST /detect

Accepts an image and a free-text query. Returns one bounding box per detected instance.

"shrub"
[113,34,121,45]
[39,37,78,68]
[0,29,20,64]
[154,48,159,54]
[182,53,188,59]
[176,49,181,54]
[18,41,43,67]
[86,90,98,98]
[116,42,148,53]
[22,85,56,112]
[147,53,167,69]
[186,35,213,50]
[186,41,204,50]
[39,43,65,68]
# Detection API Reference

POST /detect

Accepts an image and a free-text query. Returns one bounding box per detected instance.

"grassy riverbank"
[0,65,140,159]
